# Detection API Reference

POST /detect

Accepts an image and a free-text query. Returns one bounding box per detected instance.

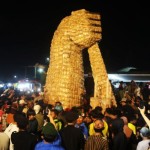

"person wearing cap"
[34,122,65,150]
[59,110,85,150]
[35,109,65,150]
[136,127,150,150]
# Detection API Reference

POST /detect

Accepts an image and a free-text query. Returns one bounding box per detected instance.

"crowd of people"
[0,80,150,150]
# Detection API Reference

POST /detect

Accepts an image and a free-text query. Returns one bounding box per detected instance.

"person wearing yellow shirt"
[89,109,109,137]
[89,119,108,137]
[127,115,137,135]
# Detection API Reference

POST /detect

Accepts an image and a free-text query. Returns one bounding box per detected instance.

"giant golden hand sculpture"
[44,9,116,110]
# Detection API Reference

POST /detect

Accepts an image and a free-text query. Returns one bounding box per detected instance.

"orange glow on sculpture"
[44,9,116,111]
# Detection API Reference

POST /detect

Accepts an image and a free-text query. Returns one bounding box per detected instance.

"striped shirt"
[84,134,109,150]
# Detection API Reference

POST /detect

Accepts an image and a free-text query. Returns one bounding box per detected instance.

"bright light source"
[0,84,4,88]
[46,57,49,61]
[7,83,12,87]
[38,68,44,73]
[108,74,124,81]
[18,83,31,91]
[16,79,42,93]
[14,75,17,78]
[37,88,41,92]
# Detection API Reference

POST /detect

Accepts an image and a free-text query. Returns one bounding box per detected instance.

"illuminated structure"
[44,9,116,110]
[16,79,41,93]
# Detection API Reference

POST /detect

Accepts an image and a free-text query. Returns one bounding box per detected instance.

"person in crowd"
[0,102,4,131]
[35,108,65,149]
[111,118,127,150]
[142,84,150,101]
[31,92,41,104]
[54,101,63,111]
[83,114,92,130]
[89,108,109,138]
[136,127,150,150]
[0,131,9,150]
[121,116,137,150]
[128,114,137,135]
[118,81,125,100]
[6,102,18,125]
[104,107,121,125]
[119,97,136,117]
[50,109,63,131]
[128,80,138,98]
[84,118,109,150]
[22,100,34,115]
[0,112,19,150]
[34,122,65,150]
[34,104,44,132]
[59,110,85,150]
[18,99,27,113]
[4,113,19,150]
[54,102,65,124]
[11,113,38,150]
[103,106,122,148]
[80,96,92,117]
[27,108,38,135]
[75,115,89,140]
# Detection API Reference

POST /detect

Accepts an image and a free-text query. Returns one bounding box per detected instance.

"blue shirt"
[35,133,65,150]
[34,141,65,150]
[75,122,89,140]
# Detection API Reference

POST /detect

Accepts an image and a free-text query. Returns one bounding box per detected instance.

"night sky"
[0,1,149,81]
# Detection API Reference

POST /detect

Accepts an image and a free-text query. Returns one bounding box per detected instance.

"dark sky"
[0,1,149,81]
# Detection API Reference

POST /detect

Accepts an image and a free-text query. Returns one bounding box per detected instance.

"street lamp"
[25,63,46,79]
[34,63,40,79]
[38,68,44,73]
[35,64,46,79]
[46,57,49,62]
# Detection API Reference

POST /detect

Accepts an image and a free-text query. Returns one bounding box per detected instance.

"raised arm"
[138,106,150,128]
[47,109,57,129]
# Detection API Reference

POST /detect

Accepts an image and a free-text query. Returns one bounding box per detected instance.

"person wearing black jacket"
[11,113,37,150]
[59,110,85,150]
